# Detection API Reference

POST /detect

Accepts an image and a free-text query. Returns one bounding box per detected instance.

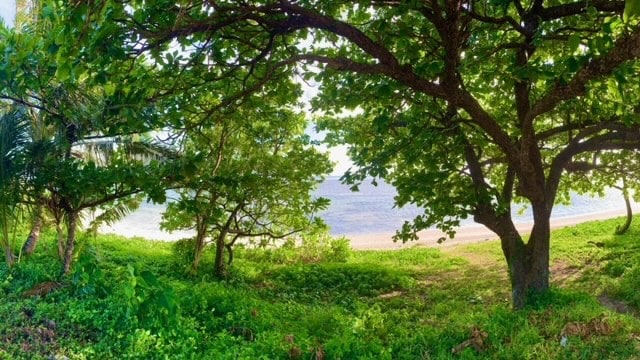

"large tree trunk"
[504,221,550,309]
[480,211,550,310]
[22,204,44,256]
[62,211,78,274]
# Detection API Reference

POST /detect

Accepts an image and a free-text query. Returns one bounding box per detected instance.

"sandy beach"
[346,209,630,250]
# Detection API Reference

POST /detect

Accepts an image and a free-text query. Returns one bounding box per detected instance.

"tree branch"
[546,125,640,203]
[528,28,640,122]
[539,0,625,20]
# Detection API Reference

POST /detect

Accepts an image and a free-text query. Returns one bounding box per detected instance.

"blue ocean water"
[102,176,629,240]
[316,177,628,236]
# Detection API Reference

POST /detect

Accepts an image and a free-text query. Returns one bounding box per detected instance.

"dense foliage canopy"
[3,0,640,308]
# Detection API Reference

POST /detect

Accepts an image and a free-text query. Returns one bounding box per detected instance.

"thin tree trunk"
[1,207,15,267]
[62,211,78,274]
[214,231,227,279]
[22,204,44,256]
[4,249,15,266]
[56,220,65,260]
[192,216,208,271]
[615,179,633,235]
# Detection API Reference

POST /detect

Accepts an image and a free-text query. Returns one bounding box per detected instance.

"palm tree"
[9,80,174,269]
[0,107,30,266]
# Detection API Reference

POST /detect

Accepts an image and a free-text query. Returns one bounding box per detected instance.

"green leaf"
[56,62,72,81]
[139,270,160,287]
[104,83,116,96]
[568,34,581,52]
[565,57,580,72]
[624,0,640,22]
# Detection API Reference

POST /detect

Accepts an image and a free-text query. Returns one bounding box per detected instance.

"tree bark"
[615,180,633,235]
[56,220,65,260]
[479,210,550,310]
[506,220,550,309]
[192,216,208,272]
[1,207,15,267]
[213,231,227,279]
[3,244,14,267]
[22,204,44,256]
[62,211,78,275]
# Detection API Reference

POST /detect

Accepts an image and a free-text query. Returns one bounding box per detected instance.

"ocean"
[101,177,631,241]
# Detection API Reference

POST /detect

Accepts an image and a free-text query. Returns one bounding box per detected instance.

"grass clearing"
[0,217,639,358]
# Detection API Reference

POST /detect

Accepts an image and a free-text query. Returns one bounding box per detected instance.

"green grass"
[0,217,640,359]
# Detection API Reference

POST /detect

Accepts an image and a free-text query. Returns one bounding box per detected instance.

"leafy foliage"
[0,218,639,358]
[161,99,332,276]
[0,8,177,272]
[47,0,640,306]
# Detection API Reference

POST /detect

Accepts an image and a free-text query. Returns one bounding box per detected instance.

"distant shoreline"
[101,205,633,247]
[345,209,630,250]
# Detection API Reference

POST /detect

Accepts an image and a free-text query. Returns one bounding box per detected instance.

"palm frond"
[117,136,179,162]
[86,194,144,234]
[0,108,30,188]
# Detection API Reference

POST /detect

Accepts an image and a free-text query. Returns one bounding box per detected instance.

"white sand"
[346,209,629,250]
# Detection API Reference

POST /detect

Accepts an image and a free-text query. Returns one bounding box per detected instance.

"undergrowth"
[0,217,639,359]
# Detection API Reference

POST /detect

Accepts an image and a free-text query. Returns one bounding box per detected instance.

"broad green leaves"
[161,95,331,273]
[625,0,640,22]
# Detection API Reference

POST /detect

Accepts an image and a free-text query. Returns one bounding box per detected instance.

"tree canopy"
[161,95,331,277]
[5,0,640,307]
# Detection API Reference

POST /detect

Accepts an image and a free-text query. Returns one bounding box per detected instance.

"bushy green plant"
[616,265,640,307]
[120,265,179,330]
[327,237,352,262]
[269,263,415,303]
[71,244,107,297]
[171,237,197,264]
[240,233,352,266]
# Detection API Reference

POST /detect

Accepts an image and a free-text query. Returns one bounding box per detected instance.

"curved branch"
[546,126,640,204]
[278,0,404,72]
[528,28,640,122]
[539,0,624,20]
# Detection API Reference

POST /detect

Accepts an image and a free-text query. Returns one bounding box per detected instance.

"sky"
[0,1,15,27]
[0,2,352,176]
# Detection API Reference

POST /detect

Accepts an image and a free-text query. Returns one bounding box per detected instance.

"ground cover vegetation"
[0,218,639,358]
[37,0,640,308]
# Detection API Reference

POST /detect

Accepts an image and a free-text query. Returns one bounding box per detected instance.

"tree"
[0,7,175,274]
[162,97,331,278]
[562,149,640,235]
[58,1,640,308]
[0,107,30,266]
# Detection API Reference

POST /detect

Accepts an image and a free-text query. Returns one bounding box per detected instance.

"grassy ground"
[1,217,640,359]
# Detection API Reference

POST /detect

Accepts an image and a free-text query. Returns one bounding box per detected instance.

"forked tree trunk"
[486,212,550,309]
[22,205,44,256]
[504,222,550,309]
[62,211,78,274]
[214,207,241,279]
